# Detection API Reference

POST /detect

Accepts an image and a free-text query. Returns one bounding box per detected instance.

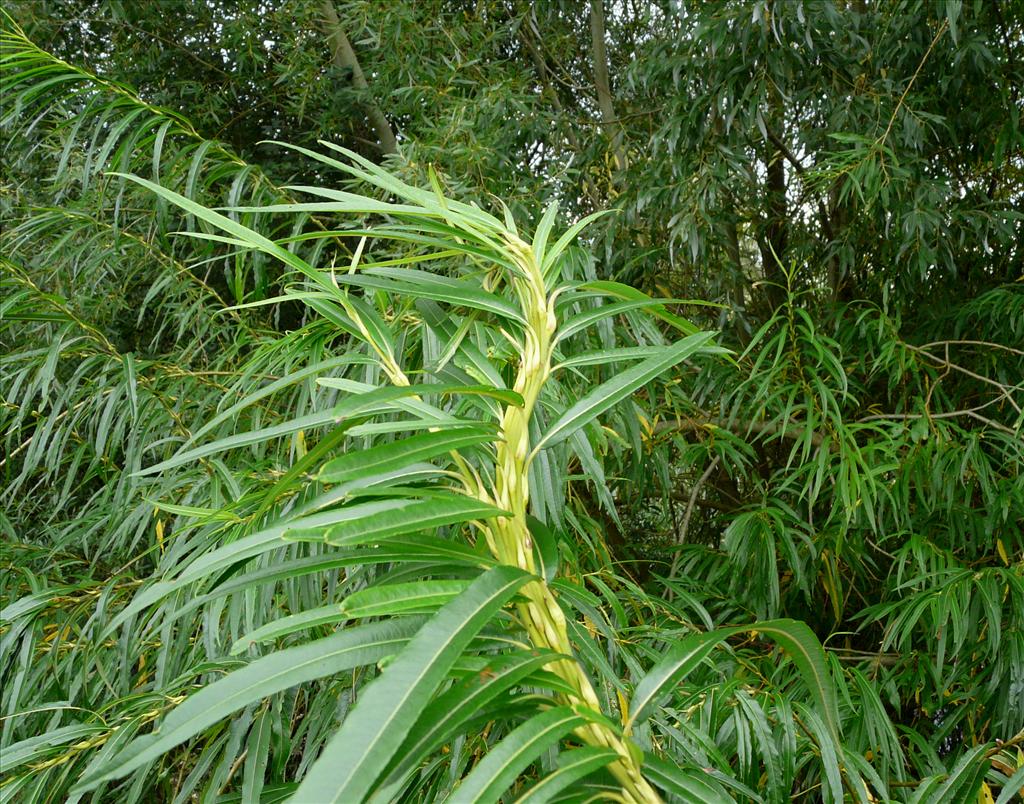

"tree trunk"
[320,1,398,156]
[758,89,788,311]
[590,0,628,175]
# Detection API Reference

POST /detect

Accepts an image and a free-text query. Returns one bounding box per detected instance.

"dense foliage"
[1,2,1022,802]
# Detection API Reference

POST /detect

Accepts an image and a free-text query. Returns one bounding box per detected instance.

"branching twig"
[653,416,825,447]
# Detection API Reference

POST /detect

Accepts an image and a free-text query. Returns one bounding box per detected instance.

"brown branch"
[763,125,836,243]
[829,648,904,668]
[320,1,398,156]
[906,343,1023,415]
[918,339,1024,357]
[858,399,1019,435]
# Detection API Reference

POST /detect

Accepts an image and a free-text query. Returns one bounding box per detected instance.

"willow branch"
[653,416,826,447]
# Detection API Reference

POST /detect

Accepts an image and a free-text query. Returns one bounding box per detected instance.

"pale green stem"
[477,236,662,804]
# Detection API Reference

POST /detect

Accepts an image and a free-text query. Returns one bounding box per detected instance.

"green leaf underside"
[323,381,525,418]
[370,651,566,801]
[513,747,620,804]
[230,604,348,655]
[319,426,495,483]
[339,579,473,618]
[333,268,526,324]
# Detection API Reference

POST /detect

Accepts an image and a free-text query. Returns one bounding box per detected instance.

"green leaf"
[229,604,348,655]
[104,520,492,642]
[512,747,619,804]
[291,565,532,803]
[70,619,424,793]
[541,211,610,279]
[995,764,1024,804]
[798,705,843,804]
[642,754,734,804]
[626,630,730,731]
[170,536,498,638]
[924,744,991,804]
[535,332,718,452]
[747,619,842,744]
[532,201,560,268]
[627,619,840,746]
[241,708,272,802]
[135,409,338,476]
[0,724,102,775]
[334,267,526,324]
[447,706,590,804]
[320,426,494,484]
[553,346,666,371]
[370,650,565,802]
[322,381,524,417]
[103,502,419,637]
[579,280,708,334]
[285,494,507,546]
[143,500,242,523]
[186,355,369,446]
[110,173,324,284]
[527,515,559,583]
[339,579,473,618]
[557,299,690,343]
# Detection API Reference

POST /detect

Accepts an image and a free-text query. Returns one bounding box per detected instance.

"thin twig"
[678,455,720,544]
[653,416,825,447]
[907,343,1023,415]
[918,339,1024,357]
[877,20,949,148]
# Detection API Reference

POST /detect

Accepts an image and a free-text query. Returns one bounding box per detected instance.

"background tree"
[2,1,1022,802]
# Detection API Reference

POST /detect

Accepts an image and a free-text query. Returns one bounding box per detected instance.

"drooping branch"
[320,1,398,156]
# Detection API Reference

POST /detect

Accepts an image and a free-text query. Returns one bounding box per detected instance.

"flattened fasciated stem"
[475,236,662,804]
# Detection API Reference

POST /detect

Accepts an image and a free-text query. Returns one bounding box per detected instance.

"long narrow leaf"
[512,747,620,804]
[285,495,507,546]
[626,630,730,732]
[291,565,531,803]
[447,706,590,803]
[370,650,565,803]
[535,332,718,452]
[70,619,425,793]
[320,426,494,483]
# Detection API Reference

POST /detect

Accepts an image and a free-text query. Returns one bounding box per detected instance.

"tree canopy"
[1,2,1022,802]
